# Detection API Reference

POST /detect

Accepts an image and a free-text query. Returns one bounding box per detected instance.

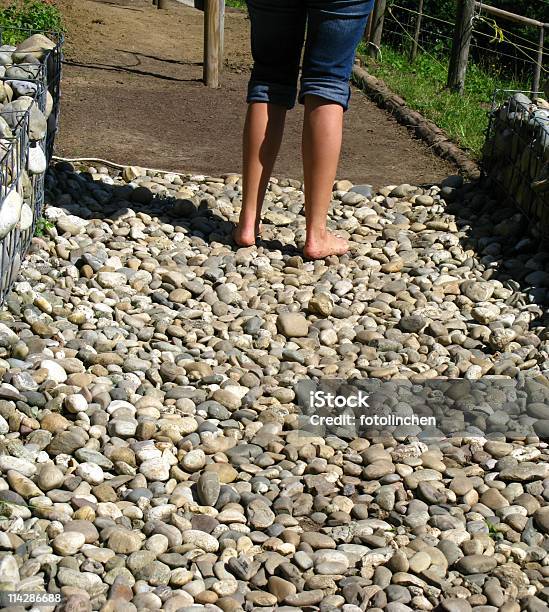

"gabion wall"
[483,91,549,236]
[0,30,63,304]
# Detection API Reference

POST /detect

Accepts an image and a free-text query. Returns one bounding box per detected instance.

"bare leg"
[302,95,348,260]
[234,102,287,247]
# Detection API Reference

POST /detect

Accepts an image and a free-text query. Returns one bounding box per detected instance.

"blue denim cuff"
[298,77,351,111]
[247,81,297,109]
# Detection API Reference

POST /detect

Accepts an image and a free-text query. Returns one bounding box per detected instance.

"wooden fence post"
[204,0,224,88]
[533,25,544,93]
[219,0,225,77]
[447,0,475,93]
[410,0,424,61]
[364,10,373,44]
[368,0,387,59]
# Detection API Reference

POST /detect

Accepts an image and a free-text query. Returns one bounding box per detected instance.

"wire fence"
[0,28,64,305]
[378,0,547,92]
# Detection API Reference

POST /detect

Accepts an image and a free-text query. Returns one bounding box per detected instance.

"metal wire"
[390,3,455,27]
[0,27,63,305]
[383,25,535,66]
[0,111,28,304]
[473,15,548,74]
[386,6,447,68]
[385,3,547,77]
[472,27,545,56]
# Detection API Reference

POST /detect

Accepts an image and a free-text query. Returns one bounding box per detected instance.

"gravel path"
[1,163,549,611]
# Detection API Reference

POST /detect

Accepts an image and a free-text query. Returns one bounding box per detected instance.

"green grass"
[486,520,504,541]
[0,0,64,45]
[226,0,246,9]
[34,217,53,237]
[357,44,522,158]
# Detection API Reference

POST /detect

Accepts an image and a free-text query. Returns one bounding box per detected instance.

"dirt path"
[54,0,456,186]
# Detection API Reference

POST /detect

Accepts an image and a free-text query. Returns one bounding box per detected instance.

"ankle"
[305,227,328,244]
[238,214,257,229]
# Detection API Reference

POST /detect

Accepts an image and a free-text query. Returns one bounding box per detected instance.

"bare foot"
[303,231,349,260]
[232,223,262,247]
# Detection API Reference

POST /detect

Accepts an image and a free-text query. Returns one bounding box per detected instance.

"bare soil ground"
[52,0,456,186]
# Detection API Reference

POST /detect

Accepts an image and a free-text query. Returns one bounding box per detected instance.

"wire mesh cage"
[0,77,49,225]
[482,89,549,234]
[0,27,64,161]
[0,109,29,305]
[0,110,29,196]
[17,141,47,258]
[0,26,63,306]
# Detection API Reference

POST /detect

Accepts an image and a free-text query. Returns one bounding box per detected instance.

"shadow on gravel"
[47,163,248,247]
[446,178,548,329]
[46,163,548,326]
[48,163,307,256]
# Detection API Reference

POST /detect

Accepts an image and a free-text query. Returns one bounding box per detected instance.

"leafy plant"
[0,0,64,45]
[486,520,504,541]
[34,217,53,237]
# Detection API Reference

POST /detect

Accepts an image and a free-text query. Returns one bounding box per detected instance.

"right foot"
[303,231,349,260]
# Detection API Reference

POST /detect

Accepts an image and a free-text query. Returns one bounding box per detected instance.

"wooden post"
[410,0,424,61]
[368,0,387,59]
[157,0,169,7]
[534,25,544,93]
[364,10,373,44]
[204,0,224,87]
[219,0,225,77]
[447,0,475,93]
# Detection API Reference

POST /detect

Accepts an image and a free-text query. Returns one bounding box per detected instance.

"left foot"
[233,223,262,247]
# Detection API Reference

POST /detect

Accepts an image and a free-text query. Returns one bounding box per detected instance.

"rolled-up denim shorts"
[246,0,374,111]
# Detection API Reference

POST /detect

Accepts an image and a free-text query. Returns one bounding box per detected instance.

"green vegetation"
[225,0,246,9]
[0,500,12,517]
[357,44,521,158]
[0,0,64,45]
[34,217,53,237]
[486,520,504,541]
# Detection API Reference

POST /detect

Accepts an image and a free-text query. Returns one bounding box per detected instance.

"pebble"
[314,550,350,574]
[52,532,86,555]
[182,530,219,552]
[197,472,221,506]
[39,359,67,383]
[37,464,64,490]
[277,312,309,337]
[455,555,498,574]
[140,457,170,481]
